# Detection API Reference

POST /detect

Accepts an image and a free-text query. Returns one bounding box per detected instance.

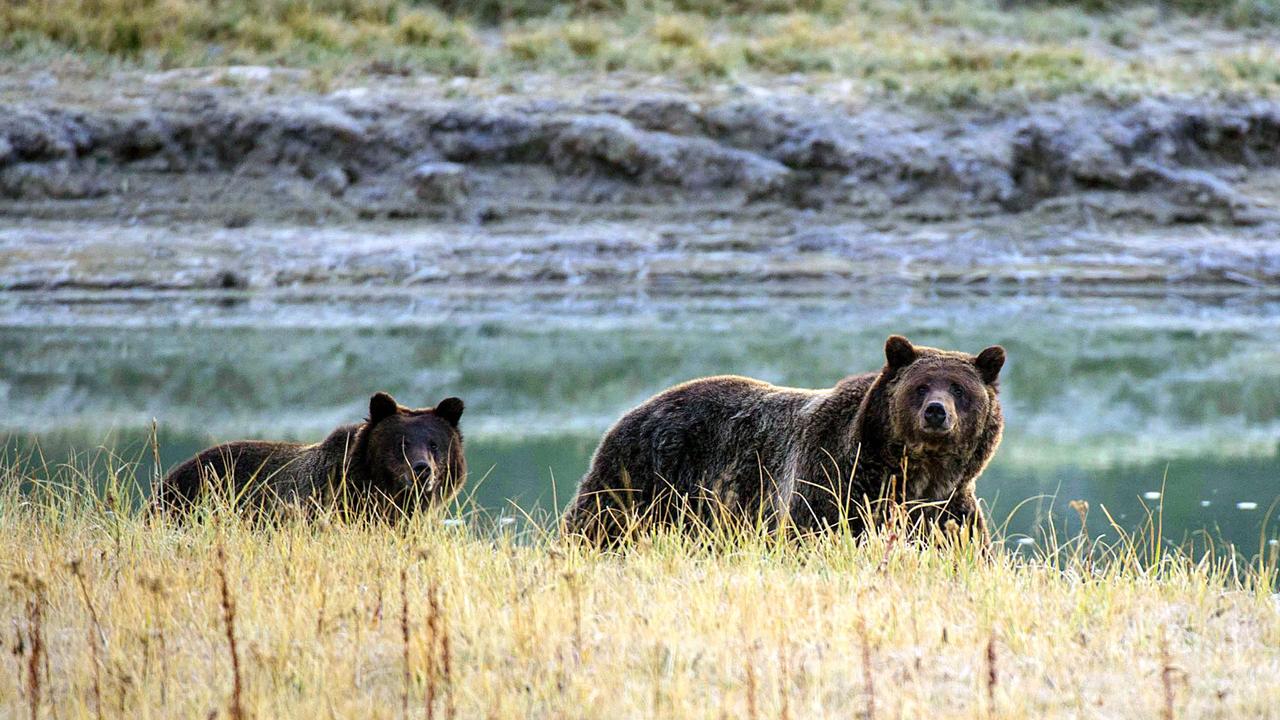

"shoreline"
[3,70,1280,293]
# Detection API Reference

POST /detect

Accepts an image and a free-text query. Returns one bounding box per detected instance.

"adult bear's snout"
[923,402,949,429]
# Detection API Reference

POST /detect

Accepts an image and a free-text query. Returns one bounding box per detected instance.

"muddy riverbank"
[2,70,1280,292]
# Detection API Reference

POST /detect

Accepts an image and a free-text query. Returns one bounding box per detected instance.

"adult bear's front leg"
[940,489,990,551]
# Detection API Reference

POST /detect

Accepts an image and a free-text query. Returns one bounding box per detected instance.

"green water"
[3,289,1279,551]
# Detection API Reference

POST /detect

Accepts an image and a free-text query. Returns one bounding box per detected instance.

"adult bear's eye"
[915,385,928,396]
[429,441,439,451]
[950,383,965,400]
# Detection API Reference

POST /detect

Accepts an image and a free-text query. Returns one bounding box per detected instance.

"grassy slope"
[1,1,1279,106]
[3,464,1279,719]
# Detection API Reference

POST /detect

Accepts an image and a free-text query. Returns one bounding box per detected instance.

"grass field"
[3,453,1279,719]
[2,1,1280,106]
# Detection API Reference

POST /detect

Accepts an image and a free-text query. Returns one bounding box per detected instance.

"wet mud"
[2,71,1279,291]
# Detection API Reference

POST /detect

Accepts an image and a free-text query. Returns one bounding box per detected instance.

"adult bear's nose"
[923,402,948,428]
[412,461,431,478]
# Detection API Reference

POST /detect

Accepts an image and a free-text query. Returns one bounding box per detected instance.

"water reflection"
[2,289,1278,549]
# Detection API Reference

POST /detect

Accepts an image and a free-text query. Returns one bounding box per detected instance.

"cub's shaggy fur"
[564,336,1004,544]
[156,392,466,517]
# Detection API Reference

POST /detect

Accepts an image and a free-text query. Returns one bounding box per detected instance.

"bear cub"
[156,392,466,517]
[563,336,1004,544]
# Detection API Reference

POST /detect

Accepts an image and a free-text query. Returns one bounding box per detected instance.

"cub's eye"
[915,385,929,396]
[950,383,965,400]
[428,441,439,451]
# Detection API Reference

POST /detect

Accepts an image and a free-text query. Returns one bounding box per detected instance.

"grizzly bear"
[562,336,1004,544]
[155,392,466,518]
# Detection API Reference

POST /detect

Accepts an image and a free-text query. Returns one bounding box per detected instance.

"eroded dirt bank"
[2,70,1279,291]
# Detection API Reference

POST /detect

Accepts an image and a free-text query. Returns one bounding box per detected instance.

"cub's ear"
[885,335,917,370]
[974,345,1006,384]
[434,397,465,427]
[369,392,401,424]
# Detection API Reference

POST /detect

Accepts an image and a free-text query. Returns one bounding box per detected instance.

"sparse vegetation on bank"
[2,1,1279,105]
[2,449,1278,718]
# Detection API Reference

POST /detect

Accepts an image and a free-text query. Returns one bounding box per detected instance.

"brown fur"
[563,336,1004,544]
[155,393,466,518]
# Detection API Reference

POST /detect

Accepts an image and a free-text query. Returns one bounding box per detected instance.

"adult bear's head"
[881,335,1005,453]
[362,392,467,508]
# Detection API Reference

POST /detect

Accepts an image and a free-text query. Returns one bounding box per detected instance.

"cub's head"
[882,335,1005,452]
[363,392,467,506]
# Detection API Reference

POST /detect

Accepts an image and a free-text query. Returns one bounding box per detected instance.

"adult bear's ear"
[369,392,400,424]
[434,397,464,427]
[885,335,917,370]
[974,346,1006,385]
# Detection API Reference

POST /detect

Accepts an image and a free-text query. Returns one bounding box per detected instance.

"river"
[3,285,1277,552]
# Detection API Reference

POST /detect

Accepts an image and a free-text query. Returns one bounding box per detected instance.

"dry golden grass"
[2,1,1280,104]
[2,455,1279,719]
